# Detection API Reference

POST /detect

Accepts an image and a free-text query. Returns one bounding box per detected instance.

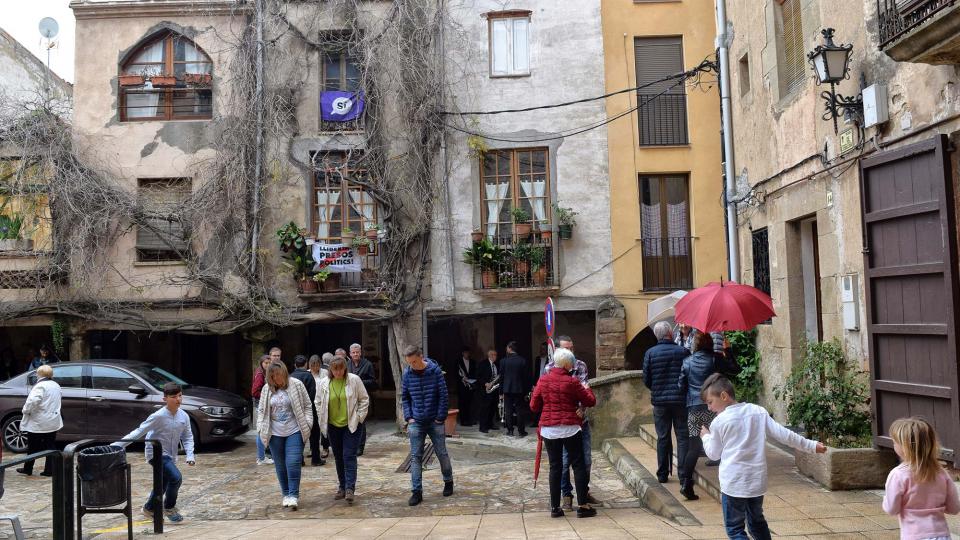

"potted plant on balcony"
[511,242,532,279]
[364,223,380,241]
[277,221,316,293]
[538,224,553,243]
[0,213,29,251]
[352,236,371,256]
[530,245,548,286]
[512,207,532,239]
[313,268,341,293]
[149,75,177,87]
[471,228,484,244]
[554,204,578,240]
[118,74,145,86]
[340,227,355,244]
[462,238,504,289]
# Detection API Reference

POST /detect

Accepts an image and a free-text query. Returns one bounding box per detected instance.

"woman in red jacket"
[530,347,597,519]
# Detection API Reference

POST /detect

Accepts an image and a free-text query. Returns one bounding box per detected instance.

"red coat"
[530,367,596,427]
[251,368,266,399]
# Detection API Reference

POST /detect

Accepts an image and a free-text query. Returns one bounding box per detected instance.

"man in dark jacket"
[401,345,454,506]
[290,355,323,466]
[454,347,477,426]
[475,349,500,433]
[348,343,377,455]
[499,341,529,437]
[642,322,689,484]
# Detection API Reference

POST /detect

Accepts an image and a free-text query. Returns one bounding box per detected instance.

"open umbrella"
[646,290,687,328]
[674,281,774,333]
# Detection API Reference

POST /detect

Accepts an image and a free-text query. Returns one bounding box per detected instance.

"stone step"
[637,423,723,503]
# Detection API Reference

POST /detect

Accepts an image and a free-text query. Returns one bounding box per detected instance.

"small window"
[136,178,191,262]
[738,53,751,97]
[480,148,550,241]
[634,37,688,146]
[91,366,136,392]
[488,12,531,77]
[119,32,213,121]
[752,227,771,296]
[51,365,83,388]
[776,0,806,96]
[311,152,379,248]
[640,175,692,290]
[320,49,364,132]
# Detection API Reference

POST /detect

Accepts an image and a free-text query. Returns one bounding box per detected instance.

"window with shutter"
[634,37,688,146]
[136,178,191,262]
[639,174,692,290]
[488,11,531,77]
[776,0,806,96]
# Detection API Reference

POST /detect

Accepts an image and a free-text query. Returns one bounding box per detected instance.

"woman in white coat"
[316,356,369,503]
[257,362,313,510]
[17,364,62,476]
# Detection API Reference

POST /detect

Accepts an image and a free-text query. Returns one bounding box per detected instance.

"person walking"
[642,321,690,484]
[16,365,61,477]
[530,347,597,519]
[455,347,477,427]
[402,345,454,506]
[316,356,369,503]
[290,355,321,466]
[251,354,273,465]
[114,382,195,523]
[499,341,529,437]
[700,374,825,540]
[883,417,960,540]
[257,362,313,510]
[476,349,499,433]
[309,355,330,461]
[347,344,377,455]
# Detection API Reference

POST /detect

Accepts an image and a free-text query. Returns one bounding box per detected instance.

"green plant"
[510,242,533,263]
[0,213,24,240]
[529,245,547,271]
[364,222,380,232]
[51,317,68,354]
[462,237,505,270]
[511,207,530,224]
[352,236,371,248]
[276,221,315,280]
[312,269,332,282]
[725,330,763,404]
[774,339,872,448]
[553,204,578,226]
[467,134,489,158]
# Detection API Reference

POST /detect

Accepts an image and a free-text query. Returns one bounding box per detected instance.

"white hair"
[349,343,362,351]
[552,347,575,370]
[654,321,674,340]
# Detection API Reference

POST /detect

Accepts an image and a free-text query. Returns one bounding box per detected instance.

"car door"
[51,364,88,439]
[88,366,162,439]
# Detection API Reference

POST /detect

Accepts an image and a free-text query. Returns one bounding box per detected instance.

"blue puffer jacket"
[401,359,449,423]
[679,350,740,407]
[642,339,688,406]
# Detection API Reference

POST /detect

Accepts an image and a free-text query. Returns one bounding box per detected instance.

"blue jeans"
[328,424,361,490]
[721,494,771,540]
[561,420,591,497]
[407,421,453,492]
[144,456,182,511]
[269,432,304,497]
[253,399,266,461]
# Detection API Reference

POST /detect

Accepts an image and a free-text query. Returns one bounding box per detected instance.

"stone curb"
[602,438,701,526]
[636,424,723,502]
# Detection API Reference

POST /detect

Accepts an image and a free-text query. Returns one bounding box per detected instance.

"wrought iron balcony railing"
[472,234,558,291]
[638,93,689,146]
[877,0,956,49]
[641,236,693,291]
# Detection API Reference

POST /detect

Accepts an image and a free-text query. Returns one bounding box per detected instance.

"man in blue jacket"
[643,321,690,484]
[401,345,454,506]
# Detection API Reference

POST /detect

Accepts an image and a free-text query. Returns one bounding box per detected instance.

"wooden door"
[860,135,960,465]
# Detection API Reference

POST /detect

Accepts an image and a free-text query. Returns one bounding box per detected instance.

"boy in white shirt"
[700,374,826,540]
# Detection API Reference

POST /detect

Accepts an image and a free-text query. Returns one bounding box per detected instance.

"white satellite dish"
[39,17,59,39]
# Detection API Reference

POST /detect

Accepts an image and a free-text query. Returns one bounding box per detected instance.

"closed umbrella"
[674,281,774,333]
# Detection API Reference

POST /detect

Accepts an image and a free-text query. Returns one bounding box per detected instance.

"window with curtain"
[776,0,806,96]
[480,148,549,241]
[488,11,531,77]
[634,36,688,146]
[136,178,191,262]
[120,32,213,121]
[312,152,378,248]
[639,175,692,290]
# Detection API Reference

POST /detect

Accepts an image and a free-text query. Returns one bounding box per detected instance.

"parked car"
[0,360,249,453]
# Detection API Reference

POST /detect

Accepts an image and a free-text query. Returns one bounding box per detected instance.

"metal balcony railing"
[472,234,558,290]
[641,236,693,291]
[320,115,365,134]
[877,0,956,48]
[638,93,689,146]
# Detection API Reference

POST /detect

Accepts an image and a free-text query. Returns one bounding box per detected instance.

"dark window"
[738,53,751,97]
[91,366,136,392]
[136,178,191,262]
[480,148,551,242]
[311,152,378,248]
[752,227,770,295]
[119,32,213,121]
[640,175,692,290]
[634,36,688,146]
[776,0,806,96]
[51,365,83,388]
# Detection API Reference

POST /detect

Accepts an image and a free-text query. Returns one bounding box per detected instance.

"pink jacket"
[882,463,960,540]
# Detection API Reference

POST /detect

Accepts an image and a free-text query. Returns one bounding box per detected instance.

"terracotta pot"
[532,267,548,286]
[514,222,532,238]
[444,409,459,437]
[471,231,484,243]
[299,278,319,294]
[183,73,212,85]
[118,75,144,86]
[340,230,355,244]
[539,230,553,242]
[150,76,177,87]
[558,224,573,240]
[320,273,341,292]
[481,269,497,289]
[365,229,378,241]
[514,261,530,277]
[357,244,369,256]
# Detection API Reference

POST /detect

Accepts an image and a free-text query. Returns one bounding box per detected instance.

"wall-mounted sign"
[311,243,361,273]
[839,128,855,154]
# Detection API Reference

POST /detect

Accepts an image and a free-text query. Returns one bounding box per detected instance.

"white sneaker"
[257,457,274,465]
[282,495,291,507]
[289,496,299,510]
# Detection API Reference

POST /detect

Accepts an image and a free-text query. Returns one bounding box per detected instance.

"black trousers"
[24,431,57,475]
[652,404,688,481]
[679,435,703,491]
[458,387,475,426]
[309,409,322,462]
[545,432,588,509]
[478,392,498,431]
[503,393,527,434]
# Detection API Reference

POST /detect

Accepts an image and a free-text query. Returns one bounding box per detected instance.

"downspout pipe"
[716,0,740,281]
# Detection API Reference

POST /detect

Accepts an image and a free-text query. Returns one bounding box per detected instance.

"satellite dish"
[39,17,59,39]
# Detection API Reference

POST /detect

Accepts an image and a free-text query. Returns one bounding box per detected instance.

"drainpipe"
[249,0,266,278]
[716,0,740,281]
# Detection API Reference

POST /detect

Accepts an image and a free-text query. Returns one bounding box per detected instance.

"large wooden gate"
[860,135,960,465]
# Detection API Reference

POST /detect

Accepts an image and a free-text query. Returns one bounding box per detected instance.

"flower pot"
[365,229,378,241]
[320,273,341,292]
[514,222,532,238]
[299,278,319,294]
[118,75,144,86]
[340,230,355,244]
[471,231,484,244]
[183,73,212,85]
[539,230,553,243]
[481,269,497,289]
[514,260,530,277]
[532,267,548,286]
[357,244,369,256]
[444,409,459,437]
[150,76,176,87]
[558,224,573,240]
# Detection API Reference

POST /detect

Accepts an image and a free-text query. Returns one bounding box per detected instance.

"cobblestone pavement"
[0,422,638,539]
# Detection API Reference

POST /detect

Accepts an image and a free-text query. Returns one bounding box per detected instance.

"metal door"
[860,135,960,465]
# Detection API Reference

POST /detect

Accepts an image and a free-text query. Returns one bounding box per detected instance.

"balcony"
[298,251,382,304]
[641,237,693,291]
[471,234,559,296]
[319,115,364,134]
[638,94,688,146]
[877,0,960,64]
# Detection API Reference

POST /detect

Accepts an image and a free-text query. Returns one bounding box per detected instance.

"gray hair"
[654,321,674,341]
[349,343,362,352]
[552,347,575,370]
[321,352,335,365]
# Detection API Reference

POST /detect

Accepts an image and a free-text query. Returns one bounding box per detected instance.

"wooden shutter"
[777,0,806,94]
[635,37,688,146]
[136,179,190,255]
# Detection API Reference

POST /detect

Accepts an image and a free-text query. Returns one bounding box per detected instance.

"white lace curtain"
[316,190,341,239]
[484,181,509,237]
[125,41,164,118]
[183,42,212,74]
[519,176,547,223]
[347,188,375,227]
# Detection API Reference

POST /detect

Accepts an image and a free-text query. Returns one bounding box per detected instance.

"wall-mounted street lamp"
[807,28,863,134]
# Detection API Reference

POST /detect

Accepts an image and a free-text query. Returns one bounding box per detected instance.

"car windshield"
[125,365,190,391]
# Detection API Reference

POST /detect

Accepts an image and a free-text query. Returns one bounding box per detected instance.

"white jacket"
[257,377,314,446]
[21,378,63,433]
[316,373,369,436]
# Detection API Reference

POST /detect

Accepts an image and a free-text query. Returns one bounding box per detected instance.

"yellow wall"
[601,0,727,345]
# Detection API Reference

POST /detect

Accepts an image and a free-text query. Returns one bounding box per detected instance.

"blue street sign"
[545,297,555,338]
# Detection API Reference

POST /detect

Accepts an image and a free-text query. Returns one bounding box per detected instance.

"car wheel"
[2,415,27,453]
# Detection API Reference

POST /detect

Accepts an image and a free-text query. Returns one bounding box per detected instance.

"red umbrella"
[674,280,775,332]
[533,428,543,487]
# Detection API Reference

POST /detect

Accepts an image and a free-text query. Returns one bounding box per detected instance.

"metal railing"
[877,0,956,48]
[638,93,689,146]
[320,115,365,133]
[472,234,558,290]
[0,449,65,538]
[641,236,693,291]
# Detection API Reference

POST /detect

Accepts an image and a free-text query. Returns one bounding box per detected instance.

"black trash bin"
[77,445,128,508]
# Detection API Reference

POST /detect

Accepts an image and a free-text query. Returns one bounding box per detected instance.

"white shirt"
[702,402,817,498]
[21,378,63,433]
[118,406,194,463]
[269,389,299,437]
[540,425,581,440]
